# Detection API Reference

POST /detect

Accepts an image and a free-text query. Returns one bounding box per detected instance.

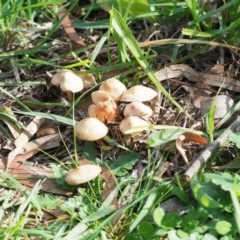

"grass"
[1,0,240,239]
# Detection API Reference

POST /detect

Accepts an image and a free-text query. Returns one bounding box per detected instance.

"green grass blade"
[110,8,193,120]
[129,192,157,232]
[15,111,76,126]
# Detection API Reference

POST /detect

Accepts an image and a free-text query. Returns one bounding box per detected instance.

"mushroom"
[120,85,157,102]
[76,117,108,141]
[76,71,97,89]
[99,78,127,101]
[123,102,153,118]
[88,104,106,123]
[51,69,84,101]
[89,91,121,122]
[119,116,151,134]
[91,90,112,104]
[65,165,102,185]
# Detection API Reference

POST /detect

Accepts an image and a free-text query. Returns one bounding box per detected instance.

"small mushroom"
[88,104,106,122]
[120,85,157,102]
[77,71,97,89]
[123,102,153,118]
[51,69,84,101]
[65,165,102,185]
[119,116,151,134]
[90,91,121,122]
[76,117,108,141]
[99,78,127,101]
[91,90,112,104]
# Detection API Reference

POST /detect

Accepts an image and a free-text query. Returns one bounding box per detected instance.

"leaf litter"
[1,1,240,238]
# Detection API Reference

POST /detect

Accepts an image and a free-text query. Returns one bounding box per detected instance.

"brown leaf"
[190,79,211,108]
[182,132,208,145]
[7,116,45,169]
[176,132,208,164]
[58,8,86,50]
[154,64,240,92]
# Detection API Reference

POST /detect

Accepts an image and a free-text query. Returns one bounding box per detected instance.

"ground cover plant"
[1,0,240,239]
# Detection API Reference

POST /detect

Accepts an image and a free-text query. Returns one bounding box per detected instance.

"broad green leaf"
[225,130,240,149]
[161,213,182,229]
[190,175,223,208]
[82,142,98,160]
[137,221,154,239]
[205,172,240,195]
[147,127,205,147]
[153,207,165,227]
[229,189,240,233]
[177,229,188,239]
[104,152,140,176]
[215,221,232,235]
[97,0,154,21]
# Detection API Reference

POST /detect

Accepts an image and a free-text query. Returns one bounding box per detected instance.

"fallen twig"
[184,116,240,181]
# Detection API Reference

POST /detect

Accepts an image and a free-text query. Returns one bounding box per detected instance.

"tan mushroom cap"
[91,91,111,104]
[51,69,84,93]
[123,102,153,118]
[65,165,102,185]
[120,85,157,102]
[119,116,151,134]
[99,78,127,101]
[76,71,97,89]
[76,117,108,141]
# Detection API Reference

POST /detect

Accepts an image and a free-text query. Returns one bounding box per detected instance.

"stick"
[184,116,240,181]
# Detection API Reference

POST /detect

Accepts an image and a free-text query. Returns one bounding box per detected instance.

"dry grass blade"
[6,117,45,170]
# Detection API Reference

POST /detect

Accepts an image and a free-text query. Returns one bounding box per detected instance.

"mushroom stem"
[66,91,73,101]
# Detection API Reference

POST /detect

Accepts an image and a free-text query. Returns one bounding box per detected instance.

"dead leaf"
[176,134,189,164]
[176,132,208,164]
[200,95,234,118]
[154,64,240,92]
[182,132,209,145]
[0,105,21,139]
[208,64,224,74]
[190,79,211,108]
[58,8,86,50]
[6,116,45,169]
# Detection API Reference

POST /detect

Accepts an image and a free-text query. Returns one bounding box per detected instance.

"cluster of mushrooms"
[51,70,158,185]
[51,69,158,141]
[77,78,158,141]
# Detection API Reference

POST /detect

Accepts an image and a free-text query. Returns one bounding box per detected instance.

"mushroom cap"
[77,71,97,89]
[123,102,153,118]
[65,165,102,185]
[51,69,83,93]
[119,116,150,134]
[91,91,111,104]
[88,104,106,122]
[76,117,108,141]
[99,78,127,101]
[120,85,157,102]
